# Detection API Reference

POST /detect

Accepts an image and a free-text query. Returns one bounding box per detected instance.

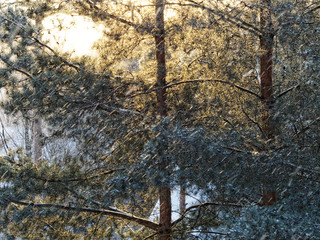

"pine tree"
[0,0,319,239]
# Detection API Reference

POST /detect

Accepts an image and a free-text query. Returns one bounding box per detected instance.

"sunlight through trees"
[0,0,319,239]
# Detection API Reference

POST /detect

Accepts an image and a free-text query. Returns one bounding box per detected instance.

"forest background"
[0,0,319,239]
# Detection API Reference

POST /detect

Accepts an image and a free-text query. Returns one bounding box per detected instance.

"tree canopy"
[0,0,319,239]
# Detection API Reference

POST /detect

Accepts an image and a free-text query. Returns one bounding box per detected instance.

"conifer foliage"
[0,0,319,239]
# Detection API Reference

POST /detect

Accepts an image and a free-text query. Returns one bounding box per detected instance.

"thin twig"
[172,202,246,227]
[240,103,266,138]
[144,232,158,240]
[276,84,300,98]
[187,230,229,236]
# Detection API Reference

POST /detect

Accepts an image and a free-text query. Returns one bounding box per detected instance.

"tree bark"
[259,0,276,206]
[33,116,42,163]
[24,118,32,157]
[259,0,275,140]
[155,0,171,239]
[155,0,167,117]
[179,185,186,216]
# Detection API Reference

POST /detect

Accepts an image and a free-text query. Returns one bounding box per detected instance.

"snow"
[149,186,202,221]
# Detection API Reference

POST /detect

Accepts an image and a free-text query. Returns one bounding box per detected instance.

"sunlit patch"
[41,13,104,57]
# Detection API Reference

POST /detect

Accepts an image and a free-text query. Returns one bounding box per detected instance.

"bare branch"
[11,200,159,230]
[276,84,300,98]
[240,104,266,138]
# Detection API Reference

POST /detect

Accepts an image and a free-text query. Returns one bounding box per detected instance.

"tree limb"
[62,184,128,214]
[114,79,260,103]
[35,168,124,183]
[164,79,260,98]
[11,200,159,230]
[0,55,34,80]
[2,17,84,72]
[83,0,154,34]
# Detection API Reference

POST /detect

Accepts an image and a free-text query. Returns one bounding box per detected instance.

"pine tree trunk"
[260,0,274,140]
[24,118,31,157]
[259,0,276,206]
[179,185,186,216]
[155,0,167,117]
[33,116,42,163]
[155,0,171,239]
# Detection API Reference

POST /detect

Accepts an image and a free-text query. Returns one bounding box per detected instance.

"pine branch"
[164,79,260,98]
[293,116,320,138]
[109,79,260,105]
[62,184,127,214]
[35,168,124,183]
[305,4,320,14]
[2,17,84,73]
[60,95,145,117]
[83,0,154,34]
[168,1,262,36]
[11,200,159,230]
[284,162,320,176]
[0,55,34,80]
[172,201,246,227]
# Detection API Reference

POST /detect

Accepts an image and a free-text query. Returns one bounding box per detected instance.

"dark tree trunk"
[154,0,171,239]
[155,0,167,117]
[259,0,276,206]
[260,0,275,140]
